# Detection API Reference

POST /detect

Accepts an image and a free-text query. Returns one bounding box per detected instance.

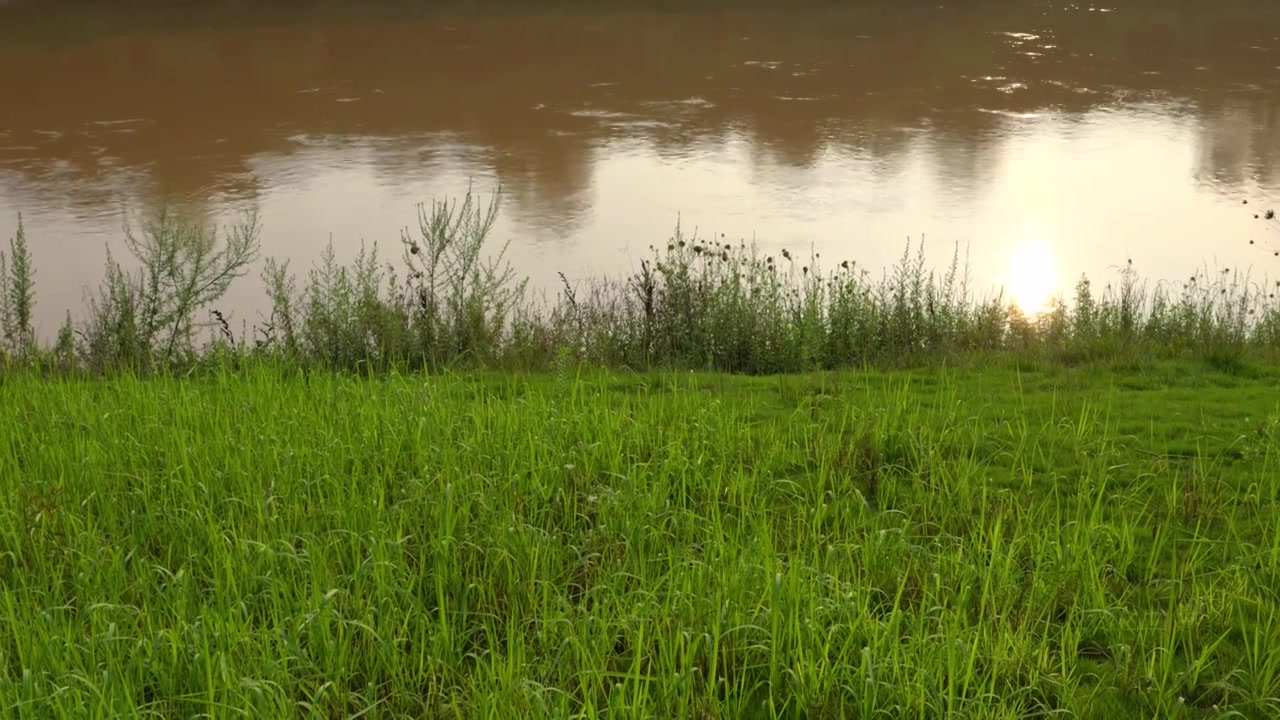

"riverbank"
[2,362,1278,717]
[4,194,1280,377]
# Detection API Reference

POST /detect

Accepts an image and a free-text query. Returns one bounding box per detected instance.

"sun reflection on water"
[1003,237,1060,315]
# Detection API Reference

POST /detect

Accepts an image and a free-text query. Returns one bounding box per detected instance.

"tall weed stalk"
[0,214,36,362]
[77,207,261,372]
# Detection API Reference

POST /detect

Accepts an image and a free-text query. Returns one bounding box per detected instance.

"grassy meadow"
[2,361,1280,718]
[2,196,1280,716]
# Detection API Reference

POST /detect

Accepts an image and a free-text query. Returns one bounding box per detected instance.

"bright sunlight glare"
[1004,238,1060,314]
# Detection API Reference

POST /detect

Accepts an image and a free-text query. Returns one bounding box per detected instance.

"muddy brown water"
[1,0,1277,335]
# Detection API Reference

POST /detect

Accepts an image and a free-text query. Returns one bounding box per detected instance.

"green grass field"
[2,359,1279,718]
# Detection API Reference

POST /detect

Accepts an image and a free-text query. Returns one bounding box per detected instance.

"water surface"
[1,0,1277,332]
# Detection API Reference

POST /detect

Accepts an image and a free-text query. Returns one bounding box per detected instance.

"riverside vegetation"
[1,190,1280,375]
[1,192,1279,718]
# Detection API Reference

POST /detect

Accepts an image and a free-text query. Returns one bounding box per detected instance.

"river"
[1,0,1277,335]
